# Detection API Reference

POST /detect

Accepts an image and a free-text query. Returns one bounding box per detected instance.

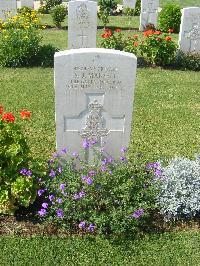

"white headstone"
[68,0,97,49]
[55,48,137,162]
[123,0,136,9]
[139,0,159,31]
[21,0,34,9]
[0,0,17,21]
[179,7,200,54]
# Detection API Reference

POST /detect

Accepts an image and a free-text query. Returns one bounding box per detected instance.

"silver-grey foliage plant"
[156,157,200,221]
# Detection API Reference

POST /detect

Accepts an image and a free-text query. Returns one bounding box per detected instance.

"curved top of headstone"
[55,48,137,60]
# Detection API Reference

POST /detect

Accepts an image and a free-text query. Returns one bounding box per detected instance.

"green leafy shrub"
[37,143,156,236]
[0,26,41,67]
[124,34,139,54]
[0,106,37,214]
[139,29,177,66]
[17,6,33,15]
[46,0,62,12]
[38,5,49,14]
[34,44,59,67]
[98,0,118,28]
[50,5,66,28]
[134,0,141,16]
[123,7,135,16]
[175,52,200,71]
[158,3,181,33]
[101,28,125,50]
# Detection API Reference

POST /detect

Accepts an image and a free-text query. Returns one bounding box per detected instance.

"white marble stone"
[68,0,97,49]
[123,0,136,9]
[54,48,137,162]
[21,0,34,8]
[0,0,17,20]
[179,7,200,54]
[139,0,159,31]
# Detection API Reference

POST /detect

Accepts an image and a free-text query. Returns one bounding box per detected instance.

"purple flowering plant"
[37,141,156,235]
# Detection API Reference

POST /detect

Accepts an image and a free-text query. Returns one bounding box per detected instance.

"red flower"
[168,28,174,33]
[133,41,139,47]
[165,36,172,41]
[143,29,154,37]
[0,105,3,115]
[20,110,31,119]
[2,112,15,123]
[154,30,162,35]
[101,32,112,38]
[115,28,121,32]
[133,34,139,39]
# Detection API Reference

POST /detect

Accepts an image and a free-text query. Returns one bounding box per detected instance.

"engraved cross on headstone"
[77,31,88,47]
[184,22,200,52]
[64,98,125,162]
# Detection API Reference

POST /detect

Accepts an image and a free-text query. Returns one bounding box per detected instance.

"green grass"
[1,231,200,265]
[160,0,200,8]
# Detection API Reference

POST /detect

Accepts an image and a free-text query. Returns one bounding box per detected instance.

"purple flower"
[88,223,95,232]
[101,166,107,172]
[154,169,162,178]
[73,190,85,200]
[109,170,113,175]
[38,208,47,216]
[61,147,68,154]
[82,139,90,149]
[20,168,32,176]
[131,209,144,219]
[147,162,161,170]
[60,183,65,191]
[79,190,85,198]
[37,189,45,197]
[56,208,64,218]
[37,178,42,183]
[58,166,62,174]
[120,156,127,162]
[81,175,87,181]
[72,151,79,158]
[108,157,114,163]
[49,169,56,178]
[42,202,48,209]
[52,152,59,158]
[102,158,108,165]
[48,159,54,165]
[88,170,95,176]
[100,147,105,153]
[49,194,55,201]
[57,198,62,204]
[120,147,127,153]
[78,221,86,229]
[86,177,93,185]
[90,139,97,145]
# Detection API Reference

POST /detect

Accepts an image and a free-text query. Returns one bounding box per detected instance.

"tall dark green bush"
[134,0,141,16]
[158,3,181,33]
[45,0,62,12]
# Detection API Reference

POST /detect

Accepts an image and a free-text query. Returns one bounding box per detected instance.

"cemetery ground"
[0,13,200,265]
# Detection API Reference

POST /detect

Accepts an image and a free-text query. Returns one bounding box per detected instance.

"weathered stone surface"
[179,7,200,53]
[21,0,34,8]
[54,48,137,162]
[0,0,17,20]
[123,0,136,9]
[140,0,159,31]
[68,0,97,49]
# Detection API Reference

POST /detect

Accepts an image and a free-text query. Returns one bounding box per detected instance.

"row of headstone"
[57,0,137,163]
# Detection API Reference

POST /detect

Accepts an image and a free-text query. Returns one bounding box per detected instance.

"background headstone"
[139,0,159,31]
[123,0,136,9]
[0,0,17,21]
[54,48,137,162]
[68,0,97,49]
[179,7,200,54]
[21,0,34,9]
